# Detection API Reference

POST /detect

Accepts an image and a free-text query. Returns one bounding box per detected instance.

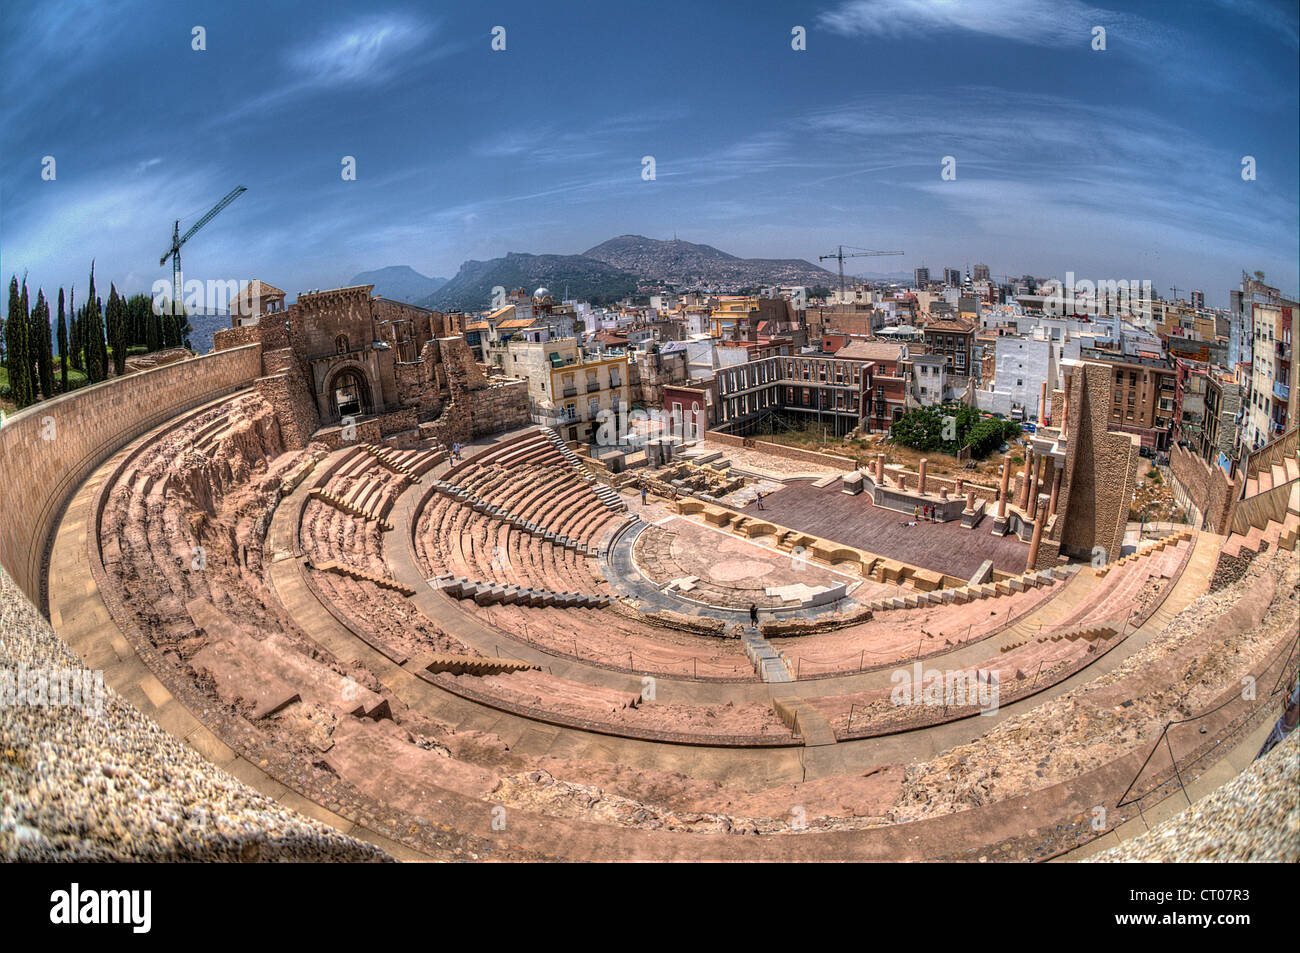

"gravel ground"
[0,569,390,862]
[1087,731,1298,863]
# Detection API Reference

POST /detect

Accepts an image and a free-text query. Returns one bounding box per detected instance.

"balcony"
[1277,341,1292,361]
[562,385,577,398]
[1274,381,1291,401]
[586,381,600,393]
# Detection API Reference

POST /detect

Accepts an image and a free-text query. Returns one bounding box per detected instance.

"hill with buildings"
[583,234,834,288]
[424,252,641,311]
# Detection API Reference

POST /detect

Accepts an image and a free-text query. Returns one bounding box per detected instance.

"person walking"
[756,490,764,510]
[749,603,759,628]
[640,484,648,506]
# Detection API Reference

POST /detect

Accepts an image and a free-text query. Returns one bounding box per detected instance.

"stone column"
[1018,452,1034,510]
[1027,458,1039,512]
[997,454,1012,519]
[1061,375,1071,439]
[918,458,928,495]
[1039,381,1048,427]
[1048,463,1063,516]
[1026,500,1047,571]
[965,490,976,512]
[875,453,885,484]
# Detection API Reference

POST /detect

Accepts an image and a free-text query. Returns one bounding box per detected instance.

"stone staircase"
[433,574,612,609]
[543,429,627,511]
[310,559,415,595]
[415,654,539,676]
[1000,624,1116,653]
[1095,530,1192,576]
[429,477,630,557]
[1243,454,1300,497]
[308,487,394,531]
[1223,480,1299,559]
[771,695,837,745]
[864,565,1072,611]
[360,443,421,481]
[741,626,791,682]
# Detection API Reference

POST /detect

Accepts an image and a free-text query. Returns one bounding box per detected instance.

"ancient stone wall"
[254,363,320,451]
[213,324,260,352]
[1170,444,1240,533]
[1054,362,1140,562]
[705,430,859,469]
[422,380,530,446]
[0,344,263,607]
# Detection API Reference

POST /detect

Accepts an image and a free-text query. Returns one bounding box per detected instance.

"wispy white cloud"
[818,0,1145,48]
[284,14,432,88]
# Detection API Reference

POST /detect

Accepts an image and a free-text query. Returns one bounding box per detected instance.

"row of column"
[999,449,1062,519]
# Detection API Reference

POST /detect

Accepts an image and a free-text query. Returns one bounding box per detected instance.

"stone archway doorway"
[328,366,372,420]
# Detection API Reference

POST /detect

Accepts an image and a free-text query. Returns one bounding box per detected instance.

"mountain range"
[349,265,448,304]
[418,235,836,311]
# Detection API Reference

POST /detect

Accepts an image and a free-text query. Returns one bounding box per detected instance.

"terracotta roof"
[497,317,536,330]
[486,305,515,323]
[464,320,491,331]
[232,279,286,309]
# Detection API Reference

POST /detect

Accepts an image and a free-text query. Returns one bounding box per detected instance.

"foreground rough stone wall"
[0,345,263,609]
[1087,733,1298,863]
[0,569,389,862]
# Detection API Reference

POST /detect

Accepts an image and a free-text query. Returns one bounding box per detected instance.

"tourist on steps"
[749,603,759,628]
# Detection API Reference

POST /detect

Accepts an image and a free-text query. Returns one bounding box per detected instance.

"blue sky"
[1,0,1297,310]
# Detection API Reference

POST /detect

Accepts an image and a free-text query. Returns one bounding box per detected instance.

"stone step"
[308,488,393,530]
[415,654,539,677]
[432,574,611,609]
[311,559,414,595]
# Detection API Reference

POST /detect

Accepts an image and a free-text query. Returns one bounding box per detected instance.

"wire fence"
[1116,637,1298,809]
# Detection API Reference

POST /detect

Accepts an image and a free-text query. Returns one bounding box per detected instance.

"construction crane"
[159,185,247,314]
[819,245,904,297]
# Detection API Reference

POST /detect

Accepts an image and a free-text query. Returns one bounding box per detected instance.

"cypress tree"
[83,264,104,383]
[17,279,34,406]
[33,289,54,399]
[108,284,127,376]
[68,285,83,372]
[5,275,32,407]
[57,288,68,392]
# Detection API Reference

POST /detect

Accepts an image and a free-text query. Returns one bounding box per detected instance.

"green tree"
[56,287,68,392]
[107,283,127,376]
[82,263,108,383]
[32,289,54,399]
[5,275,34,407]
[68,285,83,372]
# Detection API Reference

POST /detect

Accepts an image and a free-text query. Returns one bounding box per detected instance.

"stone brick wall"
[1054,362,1140,562]
[254,364,320,451]
[422,380,530,446]
[376,407,418,437]
[0,344,263,608]
[1170,444,1239,533]
[705,430,859,469]
[213,324,260,352]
